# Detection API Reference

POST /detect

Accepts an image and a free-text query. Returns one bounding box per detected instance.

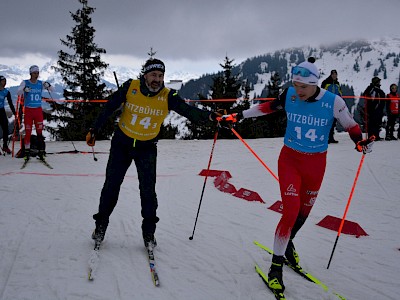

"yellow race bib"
[118,80,169,140]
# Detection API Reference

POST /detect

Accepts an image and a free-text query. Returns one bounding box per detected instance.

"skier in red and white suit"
[17,65,54,160]
[218,58,374,293]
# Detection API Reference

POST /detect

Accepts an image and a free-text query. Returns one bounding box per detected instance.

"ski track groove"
[0,225,29,300]
[364,161,391,199]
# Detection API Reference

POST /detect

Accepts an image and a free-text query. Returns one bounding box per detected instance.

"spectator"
[363,77,385,140]
[321,70,342,143]
[385,83,399,140]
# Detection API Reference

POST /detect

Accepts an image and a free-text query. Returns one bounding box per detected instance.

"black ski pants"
[93,128,159,235]
[0,108,10,147]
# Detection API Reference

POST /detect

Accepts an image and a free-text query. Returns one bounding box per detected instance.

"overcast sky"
[3,0,400,76]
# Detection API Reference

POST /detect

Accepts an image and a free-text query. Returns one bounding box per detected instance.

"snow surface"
[0,134,399,300]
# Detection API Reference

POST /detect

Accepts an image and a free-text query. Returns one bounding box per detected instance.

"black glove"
[43,82,51,89]
[356,136,375,154]
[86,128,97,147]
[209,108,227,122]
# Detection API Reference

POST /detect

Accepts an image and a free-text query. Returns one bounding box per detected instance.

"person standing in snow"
[218,57,374,294]
[321,69,342,143]
[385,83,399,140]
[86,58,220,249]
[0,75,16,154]
[17,65,54,160]
[363,76,386,140]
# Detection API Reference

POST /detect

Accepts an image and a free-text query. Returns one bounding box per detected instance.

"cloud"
[3,0,400,75]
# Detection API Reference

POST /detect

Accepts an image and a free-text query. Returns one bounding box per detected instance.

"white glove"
[23,87,31,93]
[43,82,51,89]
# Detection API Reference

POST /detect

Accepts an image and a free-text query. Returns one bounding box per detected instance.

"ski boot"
[91,223,107,243]
[24,148,31,162]
[285,239,300,267]
[143,232,157,248]
[38,150,45,160]
[2,145,11,154]
[268,255,285,292]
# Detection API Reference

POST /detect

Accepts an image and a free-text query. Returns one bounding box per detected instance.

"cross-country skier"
[86,58,220,249]
[0,75,16,154]
[17,65,54,160]
[218,57,374,294]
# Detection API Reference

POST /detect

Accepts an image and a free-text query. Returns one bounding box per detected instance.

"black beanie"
[143,59,165,74]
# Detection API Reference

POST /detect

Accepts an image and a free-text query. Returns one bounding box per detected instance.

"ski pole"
[70,141,79,153]
[113,71,120,88]
[91,146,98,161]
[11,95,23,157]
[230,127,279,182]
[189,129,219,240]
[327,153,366,269]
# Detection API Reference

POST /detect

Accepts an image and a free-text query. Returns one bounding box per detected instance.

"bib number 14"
[130,114,156,129]
[294,127,324,142]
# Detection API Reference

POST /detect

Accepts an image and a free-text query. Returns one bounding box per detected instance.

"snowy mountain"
[0,61,197,99]
[179,36,400,101]
[256,36,400,97]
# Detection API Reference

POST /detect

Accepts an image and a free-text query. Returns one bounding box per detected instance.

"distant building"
[165,80,183,90]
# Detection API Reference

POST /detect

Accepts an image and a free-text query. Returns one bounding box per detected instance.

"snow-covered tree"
[49,0,113,141]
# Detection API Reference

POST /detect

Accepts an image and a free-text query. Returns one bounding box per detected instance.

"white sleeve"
[242,104,267,118]
[333,95,358,131]
[17,81,26,95]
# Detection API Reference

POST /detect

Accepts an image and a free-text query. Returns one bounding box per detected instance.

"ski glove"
[43,82,51,89]
[208,108,228,122]
[356,135,375,154]
[86,128,96,147]
[216,112,243,128]
[23,87,31,93]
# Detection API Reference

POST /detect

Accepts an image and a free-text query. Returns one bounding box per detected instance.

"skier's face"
[30,72,39,82]
[292,81,317,100]
[144,71,164,92]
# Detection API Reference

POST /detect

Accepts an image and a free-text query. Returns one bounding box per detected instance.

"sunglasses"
[291,66,319,78]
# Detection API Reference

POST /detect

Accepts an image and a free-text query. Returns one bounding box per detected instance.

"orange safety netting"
[41,95,399,103]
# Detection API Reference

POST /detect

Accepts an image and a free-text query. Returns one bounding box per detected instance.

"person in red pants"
[17,65,53,160]
[385,84,399,140]
[218,57,374,294]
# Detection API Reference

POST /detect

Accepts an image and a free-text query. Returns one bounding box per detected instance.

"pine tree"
[189,56,242,139]
[211,56,241,112]
[49,0,113,141]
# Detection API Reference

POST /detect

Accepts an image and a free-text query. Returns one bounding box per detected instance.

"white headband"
[29,65,39,73]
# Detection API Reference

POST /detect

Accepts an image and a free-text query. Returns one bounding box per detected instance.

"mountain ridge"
[179,36,400,100]
[1,36,399,105]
